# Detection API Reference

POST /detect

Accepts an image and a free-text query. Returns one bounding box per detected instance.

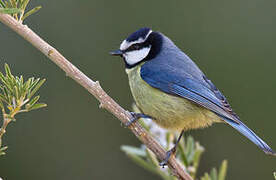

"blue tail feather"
[220,116,275,156]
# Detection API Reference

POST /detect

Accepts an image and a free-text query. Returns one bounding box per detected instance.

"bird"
[110,27,275,166]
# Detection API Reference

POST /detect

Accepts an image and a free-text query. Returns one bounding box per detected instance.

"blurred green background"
[1,0,276,179]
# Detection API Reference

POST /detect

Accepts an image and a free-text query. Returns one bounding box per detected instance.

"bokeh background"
[1,0,276,179]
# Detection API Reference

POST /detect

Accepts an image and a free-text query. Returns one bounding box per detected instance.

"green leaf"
[27,103,47,111]
[0,72,6,84]
[121,146,171,180]
[186,136,195,163]
[4,1,12,8]
[0,1,6,8]
[28,78,45,99]
[274,172,276,180]
[0,8,21,14]
[0,145,8,156]
[0,100,4,110]
[2,86,11,104]
[121,145,146,157]
[23,78,32,95]
[21,0,30,10]
[125,153,159,175]
[201,173,211,180]
[210,168,218,180]
[192,142,204,176]
[218,160,228,180]
[27,95,40,108]
[19,75,24,86]
[4,64,13,79]
[29,78,39,90]
[0,146,8,151]
[22,6,41,20]
[0,94,9,104]
[18,0,24,9]
[14,86,19,100]
[165,132,174,150]
[16,0,22,8]
[145,148,159,167]
[178,140,189,166]
[10,0,17,8]
[3,79,14,95]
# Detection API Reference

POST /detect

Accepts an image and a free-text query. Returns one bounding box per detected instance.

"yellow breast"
[126,65,221,131]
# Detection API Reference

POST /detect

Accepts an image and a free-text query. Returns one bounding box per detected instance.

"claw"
[126,112,138,127]
[126,112,152,127]
[159,148,176,167]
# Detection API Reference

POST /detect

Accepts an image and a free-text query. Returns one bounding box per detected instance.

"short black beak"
[110,49,123,56]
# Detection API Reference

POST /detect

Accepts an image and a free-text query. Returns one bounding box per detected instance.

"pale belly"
[126,66,221,131]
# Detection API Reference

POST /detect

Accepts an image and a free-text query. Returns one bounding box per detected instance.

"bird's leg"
[160,130,184,167]
[126,112,152,127]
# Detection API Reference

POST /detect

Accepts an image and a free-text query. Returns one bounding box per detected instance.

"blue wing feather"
[141,64,238,122]
[140,61,275,155]
[220,115,275,155]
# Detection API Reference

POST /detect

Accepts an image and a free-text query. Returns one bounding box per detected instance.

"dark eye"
[133,44,140,50]
[127,44,141,51]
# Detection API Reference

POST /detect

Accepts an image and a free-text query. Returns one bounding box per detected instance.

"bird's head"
[110,27,163,68]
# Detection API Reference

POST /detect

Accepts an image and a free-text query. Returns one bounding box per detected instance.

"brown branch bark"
[0,13,193,180]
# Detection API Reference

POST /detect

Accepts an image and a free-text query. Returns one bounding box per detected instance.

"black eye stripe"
[124,41,151,52]
[126,43,141,51]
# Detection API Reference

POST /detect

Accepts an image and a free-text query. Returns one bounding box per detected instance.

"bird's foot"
[159,147,176,168]
[126,112,152,127]
[160,130,184,167]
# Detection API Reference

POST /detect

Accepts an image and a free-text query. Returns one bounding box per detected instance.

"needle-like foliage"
[0,0,41,22]
[0,64,46,155]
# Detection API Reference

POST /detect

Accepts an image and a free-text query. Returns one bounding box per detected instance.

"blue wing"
[140,63,238,122]
[140,62,275,155]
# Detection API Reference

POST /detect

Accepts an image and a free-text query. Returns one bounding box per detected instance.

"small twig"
[0,106,16,147]
[0,13,193,180]
[0,116,9,138]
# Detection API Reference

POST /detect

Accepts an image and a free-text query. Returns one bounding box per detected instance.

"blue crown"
[126,27,151,42]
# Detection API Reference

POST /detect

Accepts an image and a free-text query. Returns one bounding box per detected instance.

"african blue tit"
[110,27,275,165]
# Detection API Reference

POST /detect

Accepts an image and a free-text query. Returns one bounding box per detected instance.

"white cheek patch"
[124,47,151,65]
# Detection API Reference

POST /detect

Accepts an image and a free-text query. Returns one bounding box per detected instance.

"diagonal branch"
[0,13,193,180]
